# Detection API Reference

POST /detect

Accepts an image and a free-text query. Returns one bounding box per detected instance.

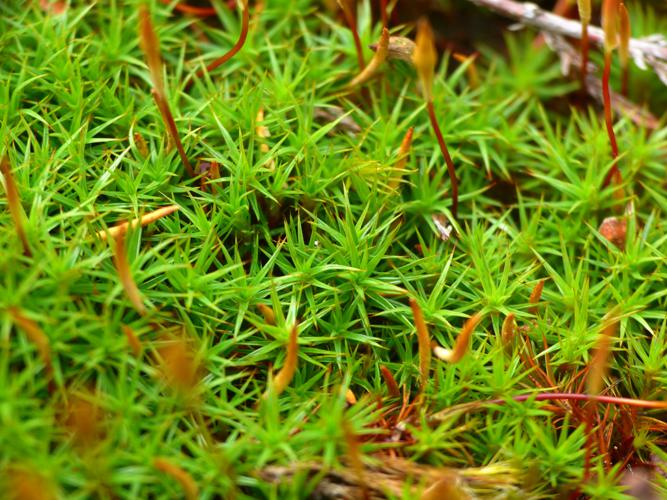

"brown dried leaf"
[371,36,416,63]
[599,216,627,249]
[421,474,472,500]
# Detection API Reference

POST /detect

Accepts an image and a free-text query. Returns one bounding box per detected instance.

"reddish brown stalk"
[196,0,249,77]
[427,101,458,220]
[380,0,388,28]
[1,156,31,256]
[489,393,667,409]
[153,458,199,500]
[151,90,194,177]
[602,52,620,187]
[339,0,365,70]
[580,23,589,89]
[380,365,400,398]
[139,6,194,177]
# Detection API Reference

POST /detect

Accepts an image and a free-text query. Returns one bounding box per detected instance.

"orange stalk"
[264,323,299,398]
[347,27,389,88]
[61,389,103,448]
[528,278,545,315]
[409,298,431,392]
[388,127,414,190]
[433,311,483,364]
[501,313,516,345]
[96,204,179,241]
[157,336,200,392]
[380,365,400,398]
[6,466,57,500]
[258,303,276,325]
[122,325,142,356]
[112,234,146,315]
[153,458,199,500]
[452,52,479,89]
[587,313,619,395]
[1,156,31,256]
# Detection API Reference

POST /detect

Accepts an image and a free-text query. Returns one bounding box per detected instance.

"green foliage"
[0,0,666,498]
